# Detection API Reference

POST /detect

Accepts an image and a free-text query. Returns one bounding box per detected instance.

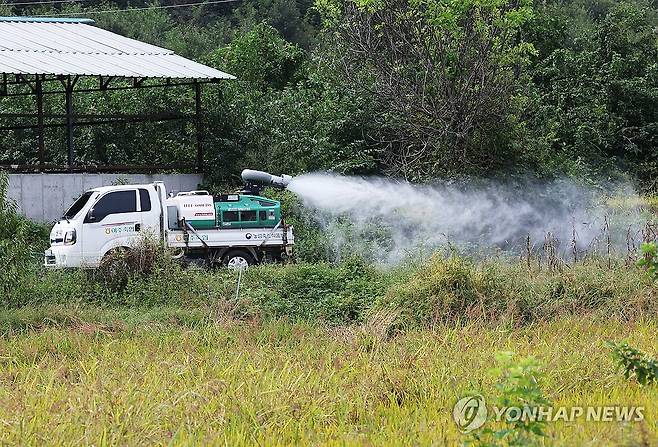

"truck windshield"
[63,191,93,219]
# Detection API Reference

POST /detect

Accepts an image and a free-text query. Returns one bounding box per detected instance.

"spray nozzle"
[241,169,292,193]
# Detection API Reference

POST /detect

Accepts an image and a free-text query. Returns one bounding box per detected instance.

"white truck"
[44,170,294,269]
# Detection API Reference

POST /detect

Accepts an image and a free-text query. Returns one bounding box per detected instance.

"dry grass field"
[0,310,656,446]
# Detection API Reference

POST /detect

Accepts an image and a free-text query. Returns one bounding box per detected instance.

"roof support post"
[194,81,203,172]
[64,76,76,172]
[99,76,114,90]
[35,76,45,170]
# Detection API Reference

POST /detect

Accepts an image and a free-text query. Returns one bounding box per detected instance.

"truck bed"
[166,226,294,249]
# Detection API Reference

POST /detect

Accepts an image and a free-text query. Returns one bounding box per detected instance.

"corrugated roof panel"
[0,17,235,80]
[0,17,94,23]
[52,22,172,55]
[0,51,234,78]
[32,23,123,53]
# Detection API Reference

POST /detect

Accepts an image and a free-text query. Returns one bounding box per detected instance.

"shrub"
[0,172,49,294]
[608,341,658,386]
[91,235,168,292]
[379,255,657,327]
[234,257,397,323]
[468,352,549,447]
[637,242,658,280]
[379,256,531,326]
[381,256,485,325]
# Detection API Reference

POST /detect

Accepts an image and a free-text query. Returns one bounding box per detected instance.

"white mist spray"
[287,173,643,264]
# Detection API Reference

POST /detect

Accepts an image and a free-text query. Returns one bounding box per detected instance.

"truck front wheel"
[97,247,133,290]
[223,250,255,270]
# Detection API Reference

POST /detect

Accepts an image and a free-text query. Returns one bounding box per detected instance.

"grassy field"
[0,309,656,446]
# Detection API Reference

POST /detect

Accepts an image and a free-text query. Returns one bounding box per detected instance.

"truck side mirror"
[86,209,96,222]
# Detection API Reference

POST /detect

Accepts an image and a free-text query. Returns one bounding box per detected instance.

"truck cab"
[45,183,161,268]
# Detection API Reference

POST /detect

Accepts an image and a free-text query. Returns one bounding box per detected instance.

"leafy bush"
[469,352,549,447]
[269,189,336,263]
[608,341,658,386]
[637,242,658,280]
[235,257,399,323]
[380,256,489,326]
[0,172,49,294]
[379,256,537,326]
[91,235,170,292]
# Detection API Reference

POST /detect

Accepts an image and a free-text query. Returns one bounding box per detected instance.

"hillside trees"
[526,1,658,187]
[202,23,378,185]
[316,0,537,180]
[314,0,657,185]
[0,0,655,190]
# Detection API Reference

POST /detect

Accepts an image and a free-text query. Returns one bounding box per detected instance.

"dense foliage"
[5,245,658,327]
[609,341,658,385]
[0,0,655,190]
[0,173,49,294]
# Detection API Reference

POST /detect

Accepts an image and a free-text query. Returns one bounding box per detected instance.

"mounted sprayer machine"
[44,169,294,269]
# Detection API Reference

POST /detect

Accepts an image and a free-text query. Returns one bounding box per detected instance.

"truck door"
[81,189,140,266]
[138,187,160,235]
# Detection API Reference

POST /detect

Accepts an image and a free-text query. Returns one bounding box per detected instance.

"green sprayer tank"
[166,170,290,230]
[214,193,281,229]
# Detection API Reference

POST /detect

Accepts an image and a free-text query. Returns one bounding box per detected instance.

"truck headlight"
[64,229,76,245]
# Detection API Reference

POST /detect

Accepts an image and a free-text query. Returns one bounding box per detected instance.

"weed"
[378,255,657,327]
[467,352,549,447]
[608,341,658,386]
[91,235,169,291]
[637,241,658,280]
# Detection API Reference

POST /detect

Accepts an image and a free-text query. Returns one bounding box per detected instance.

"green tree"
[526,1,658,188]
[316,0,537,180]
[202,23,376,186]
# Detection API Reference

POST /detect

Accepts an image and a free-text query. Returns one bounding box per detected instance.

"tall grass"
[0,316,655,446]
[381,255,658,327]
[0,172,49,293]
[5,252,657,330]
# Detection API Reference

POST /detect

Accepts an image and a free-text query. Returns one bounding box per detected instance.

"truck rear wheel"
[223,250,254,270]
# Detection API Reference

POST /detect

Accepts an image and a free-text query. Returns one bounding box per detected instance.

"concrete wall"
[8,173,203,222]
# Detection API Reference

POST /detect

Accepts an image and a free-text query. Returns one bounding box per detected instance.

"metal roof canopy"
[0,16,236,173]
